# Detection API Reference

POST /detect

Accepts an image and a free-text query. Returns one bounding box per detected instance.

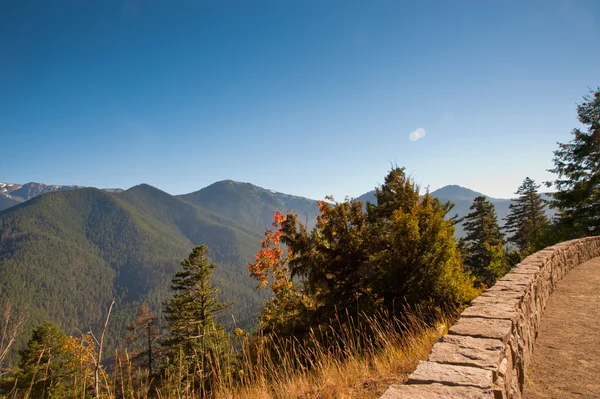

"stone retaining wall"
[380,236,600,399]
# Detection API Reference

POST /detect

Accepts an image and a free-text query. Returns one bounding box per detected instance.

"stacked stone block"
[380,237,600,399]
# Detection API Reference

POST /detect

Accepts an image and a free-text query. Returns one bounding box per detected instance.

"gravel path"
[524,257,600,398]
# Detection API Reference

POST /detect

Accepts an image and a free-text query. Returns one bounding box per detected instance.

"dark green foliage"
[287,199,373,324]
[459,196,507,286]
[549,88,600,237]
[0,190,119,363]
[163,246,232,395]
[504,177,549,254]
[273,168,477,336]
[165,246,231,351]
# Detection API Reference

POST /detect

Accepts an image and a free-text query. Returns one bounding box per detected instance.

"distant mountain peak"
[202,179,296,198]
[217,179,248,185]
[429,185,486,200]
[125,183,174,198]
[178,180,320,231]
[129,183,158,190]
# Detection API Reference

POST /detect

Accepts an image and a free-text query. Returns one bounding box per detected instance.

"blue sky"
[1,1,599,200]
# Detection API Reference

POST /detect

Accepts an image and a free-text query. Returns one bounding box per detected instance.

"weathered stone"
[428,335,503,370]
[380,383,493,398]
[448,317,513,342]
[482,286,526,300]
[509,264,541,275]
[408,361,493,389]
[498,273,534,284]
[471,293,519,306]
[441,334,503,348]
[461,301,519,322]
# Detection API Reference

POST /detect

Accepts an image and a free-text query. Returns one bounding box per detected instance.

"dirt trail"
[524,257,600,398]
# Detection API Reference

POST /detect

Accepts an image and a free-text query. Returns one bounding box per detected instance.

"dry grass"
[211,311,447,399]
[2,311,447,398]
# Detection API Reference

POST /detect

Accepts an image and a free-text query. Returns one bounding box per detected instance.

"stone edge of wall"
[379,236,600,399]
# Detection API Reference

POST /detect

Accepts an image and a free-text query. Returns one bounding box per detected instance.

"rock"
[380,383,493,398]
[428,335,504,370]
[408,361,493,389]
[460,300,519,322]
[448,317,513,342]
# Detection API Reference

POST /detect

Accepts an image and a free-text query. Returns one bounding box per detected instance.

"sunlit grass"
[3,310,447,399]
[211,310,446,399]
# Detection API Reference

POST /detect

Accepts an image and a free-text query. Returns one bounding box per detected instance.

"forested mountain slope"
[0,186,265,360]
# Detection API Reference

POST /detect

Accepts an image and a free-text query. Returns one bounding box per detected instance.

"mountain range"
[0,178,552,361]
[0,180,321,360]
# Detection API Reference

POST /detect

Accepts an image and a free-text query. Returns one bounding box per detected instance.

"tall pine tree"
[549,88,600,236]
[504,177,548,254]
[459,196,506,286]
[163,245,232,394]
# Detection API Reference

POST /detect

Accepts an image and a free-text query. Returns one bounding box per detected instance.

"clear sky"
[1,1,599,200]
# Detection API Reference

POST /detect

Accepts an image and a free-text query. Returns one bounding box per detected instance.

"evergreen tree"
[14,322,97,398]
[286,197,374,325]
[504,177,549,254]
[549,88,600,236]
[369,173,477,315]
[459,196,506,286]
[258,167,477,335]
[163,245,232,394]
[126,304,160,374]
